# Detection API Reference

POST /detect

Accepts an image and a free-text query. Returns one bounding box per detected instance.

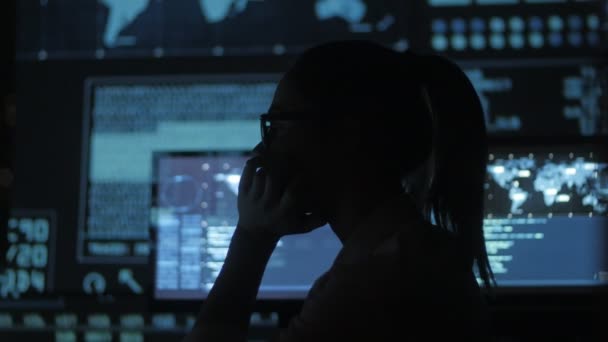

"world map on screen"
[100,0,371,48]
[486,155,608,216]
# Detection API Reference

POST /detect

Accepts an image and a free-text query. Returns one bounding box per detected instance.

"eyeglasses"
[259,112,358,148]
[259,112,318,148]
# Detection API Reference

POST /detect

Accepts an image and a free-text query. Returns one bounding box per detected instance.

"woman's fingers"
[239,156,262,195]
[278,176,301,214]
[250,168,267,200]
[239,158,327,236]
[262,172,281,208]
[239,160,256,195]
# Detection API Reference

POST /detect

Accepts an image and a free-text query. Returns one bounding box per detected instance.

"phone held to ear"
[238,157,326,237]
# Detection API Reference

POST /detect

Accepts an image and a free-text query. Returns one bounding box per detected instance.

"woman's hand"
[237,156,327,238]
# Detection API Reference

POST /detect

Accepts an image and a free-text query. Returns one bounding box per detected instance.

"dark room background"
[1,0,607,341]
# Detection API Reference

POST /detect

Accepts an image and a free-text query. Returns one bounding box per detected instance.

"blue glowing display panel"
[79,75,279,264]
[464,61,606,136]
[151,152,340,300]
[484,145,608,286]
[16,0,409,60]
[78,67,604,262]
[150,146,608,301]
[423,0,601,58]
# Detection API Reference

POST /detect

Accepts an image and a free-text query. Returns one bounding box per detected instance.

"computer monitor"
[79,69,606,270]
[151,145,608,300]
[79,74,279,265]
[150,151,341,300]
[484,143,608,287]
[17,0,410,60]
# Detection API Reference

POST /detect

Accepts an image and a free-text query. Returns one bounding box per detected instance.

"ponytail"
[412,54,495,289]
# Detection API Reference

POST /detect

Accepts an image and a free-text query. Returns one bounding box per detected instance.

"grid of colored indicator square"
[430,14,600,51]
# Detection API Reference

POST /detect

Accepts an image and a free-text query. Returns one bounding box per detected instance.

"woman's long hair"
[414,54,495,288]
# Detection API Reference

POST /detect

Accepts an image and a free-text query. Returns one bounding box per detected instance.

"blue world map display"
[100,0,374,48]
[17,0,409,58]
[485,152,608,217]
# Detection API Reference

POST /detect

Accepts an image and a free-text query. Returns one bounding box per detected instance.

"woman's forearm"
[184,225,279,342]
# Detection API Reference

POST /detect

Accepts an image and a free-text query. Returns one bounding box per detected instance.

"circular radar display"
[160,175,202,213]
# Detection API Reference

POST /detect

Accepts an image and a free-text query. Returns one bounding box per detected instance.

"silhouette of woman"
[185,40,494,341]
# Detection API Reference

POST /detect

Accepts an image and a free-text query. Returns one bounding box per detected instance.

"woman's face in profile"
[256,80,338,210]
